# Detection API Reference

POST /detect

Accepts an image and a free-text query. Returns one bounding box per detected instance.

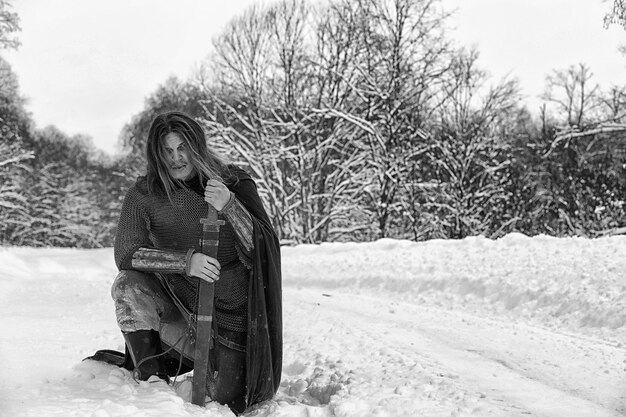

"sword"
[191,202,224,406]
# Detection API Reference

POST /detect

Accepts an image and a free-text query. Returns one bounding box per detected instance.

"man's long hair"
[146,111,234,200]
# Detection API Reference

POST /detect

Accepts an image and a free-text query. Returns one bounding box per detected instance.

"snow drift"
[1,234,624,416]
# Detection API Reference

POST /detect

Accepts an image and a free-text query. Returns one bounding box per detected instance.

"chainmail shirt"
[114,175,252,332]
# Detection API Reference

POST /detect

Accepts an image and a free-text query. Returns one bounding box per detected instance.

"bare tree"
[211,4,273,109]
[600,84,626,123]
[266,0,310,108]
[310,0,361,110]
[542,63,602,128]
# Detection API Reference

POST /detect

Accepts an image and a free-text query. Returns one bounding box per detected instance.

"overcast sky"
[3,0,624,155]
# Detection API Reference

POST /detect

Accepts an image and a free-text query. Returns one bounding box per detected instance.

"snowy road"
[279,288,625,417]
[1,237,625,416]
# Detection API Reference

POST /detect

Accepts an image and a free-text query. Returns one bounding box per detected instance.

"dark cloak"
[231,168,283,406]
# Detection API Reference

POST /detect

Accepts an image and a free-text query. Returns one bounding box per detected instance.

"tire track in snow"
[282,288,624,417]
[277,288,502,416]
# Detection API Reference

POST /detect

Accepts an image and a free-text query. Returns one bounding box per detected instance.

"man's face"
[164,132,194,180]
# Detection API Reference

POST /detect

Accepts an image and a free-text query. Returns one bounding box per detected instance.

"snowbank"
[283,234,626,342]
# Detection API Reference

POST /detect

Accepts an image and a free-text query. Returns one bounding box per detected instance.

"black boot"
[123,329,170,383]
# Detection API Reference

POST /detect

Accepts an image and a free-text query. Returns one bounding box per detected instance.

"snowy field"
[1,234,625,416]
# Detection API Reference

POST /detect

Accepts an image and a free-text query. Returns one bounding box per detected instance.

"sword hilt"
[199,218,225,255]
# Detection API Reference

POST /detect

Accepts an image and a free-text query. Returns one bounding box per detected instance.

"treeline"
[2,0,626,247]
[0,54,130,246]
[0,1,131,247]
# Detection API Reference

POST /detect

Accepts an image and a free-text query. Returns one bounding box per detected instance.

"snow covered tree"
[202,0,374,243]
[533,63,626,237]
[196,0,457,242]
[0,0,20,50]
[0,55,35,245]
[263,0,371,242]
[2,126,114,247]
[330,0,452,239]
[0,119,126,247]
[5,162,99,247]
[203,3,293,241]
[419,49,521,239]
[0,3,133,247]
[0,123,33,244]
[605,0,626,28]
[539,123,626,236]
[131,0,626,242]
[0,57,31,162]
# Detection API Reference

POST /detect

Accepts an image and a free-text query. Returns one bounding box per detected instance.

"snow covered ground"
[1,234,625,416]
